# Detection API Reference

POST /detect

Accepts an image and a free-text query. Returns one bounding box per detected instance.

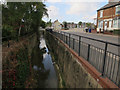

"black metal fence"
[51,31,120,87]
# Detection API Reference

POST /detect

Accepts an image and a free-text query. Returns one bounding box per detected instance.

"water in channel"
[31,34,58,88]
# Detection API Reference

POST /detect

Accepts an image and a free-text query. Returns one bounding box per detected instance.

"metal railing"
[50,30,120,87]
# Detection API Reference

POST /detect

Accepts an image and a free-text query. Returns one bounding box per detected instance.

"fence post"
[118,61,120,87]
[102,42,108,76]
[69,34,71,48]
[73,38,75,49]
[78,36,81,56]
[61,32,63,40]
[60,31,62,40]
[64,32,65,42]
[66,36,67,44]
[87,44,90,61]
[56,32,57,37]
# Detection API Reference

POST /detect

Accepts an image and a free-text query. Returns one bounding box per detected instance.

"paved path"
[62,28,119,44]
[61,28,120,55]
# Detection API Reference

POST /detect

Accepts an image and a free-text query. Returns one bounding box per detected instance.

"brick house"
[97,0,120,33]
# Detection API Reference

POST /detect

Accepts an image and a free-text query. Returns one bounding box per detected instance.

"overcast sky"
[42,0,108,24]
[0,0,108,24]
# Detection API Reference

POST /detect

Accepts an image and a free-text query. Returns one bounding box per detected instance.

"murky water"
[31,35,58,88]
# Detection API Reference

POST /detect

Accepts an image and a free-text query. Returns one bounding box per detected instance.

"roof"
[54,20,58,23]
[54,20,61,24]
[97,2,120,11]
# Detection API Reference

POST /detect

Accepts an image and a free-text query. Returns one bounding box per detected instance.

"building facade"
[97,0,120,32]
[53,20,62,30]
[67,22,78,29]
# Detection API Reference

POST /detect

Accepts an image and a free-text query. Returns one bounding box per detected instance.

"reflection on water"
[31,35,58,88]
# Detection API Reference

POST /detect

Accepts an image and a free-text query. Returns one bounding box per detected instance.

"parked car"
[45,28,53,33]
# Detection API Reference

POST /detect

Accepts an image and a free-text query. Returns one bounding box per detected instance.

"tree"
[2,2,48,40]
[40,20,46,28]
[86,23,91,28]
[78,21,82,27]
[63,21,67,29]
[47,19,52,27]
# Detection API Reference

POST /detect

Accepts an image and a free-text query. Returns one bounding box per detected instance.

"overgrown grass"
[2,45,30,88]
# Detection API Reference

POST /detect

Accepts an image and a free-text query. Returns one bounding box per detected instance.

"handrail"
[51,30,120,87]
[55,30,120,47]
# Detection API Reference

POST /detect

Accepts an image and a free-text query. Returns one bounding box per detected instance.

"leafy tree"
[2,2,48,40]
[86,23,91,28]
[63,21,67,29]
[47,19,52,27]
[78,21,82,27]
[40,20,46,28]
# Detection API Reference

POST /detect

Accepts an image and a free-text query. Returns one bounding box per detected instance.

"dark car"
[45,28,53,33]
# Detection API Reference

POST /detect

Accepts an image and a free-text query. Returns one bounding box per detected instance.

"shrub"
[2,25,17,40]
[113,29,120,35]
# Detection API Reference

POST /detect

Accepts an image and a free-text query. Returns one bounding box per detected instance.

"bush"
[109,30,113,33]
[113,29,120,35]
[2,25,17,40]
[64,28,69,30]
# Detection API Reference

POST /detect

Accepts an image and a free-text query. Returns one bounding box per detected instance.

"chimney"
[109,0,120,3]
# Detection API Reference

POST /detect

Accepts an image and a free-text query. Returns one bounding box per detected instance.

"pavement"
[62,28,119,41]
[61,28,120,55]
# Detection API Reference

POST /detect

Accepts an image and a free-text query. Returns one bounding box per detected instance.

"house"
[97,0,120,33]
[81,22,86,28]
[53,20,62,30]
[67,22,77,29]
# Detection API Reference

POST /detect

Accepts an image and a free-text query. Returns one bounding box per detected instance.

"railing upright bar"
[66,36,67,44]
[116,59,120,87]
[64,32,65,42]
[78,36,81,56]
[69,34,71,48]
[73,38,75,49]
[102,42,108,76]
[87,44,90,61]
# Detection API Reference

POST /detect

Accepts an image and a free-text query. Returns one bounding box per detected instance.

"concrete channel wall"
[46,32,102,88]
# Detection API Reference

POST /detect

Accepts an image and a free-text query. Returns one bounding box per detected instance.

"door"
[104,21,107,31]
[109,20,112,29]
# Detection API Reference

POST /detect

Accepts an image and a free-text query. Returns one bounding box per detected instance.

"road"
[61,28,120,55]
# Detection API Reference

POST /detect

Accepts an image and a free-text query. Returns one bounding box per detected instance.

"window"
[113,18,118,28]
[100,10,103,17]
[104,21,107,30]
[116,5,120,15]
[118,17,120,28]
[98,20,103,29]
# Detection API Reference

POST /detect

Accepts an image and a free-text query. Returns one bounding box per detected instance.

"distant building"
[67,23,72,28]
[81,22,86,28]
[90,23,96,29]
[97,0,120,32]
[53,20,62,30]
[67,22,78,29]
